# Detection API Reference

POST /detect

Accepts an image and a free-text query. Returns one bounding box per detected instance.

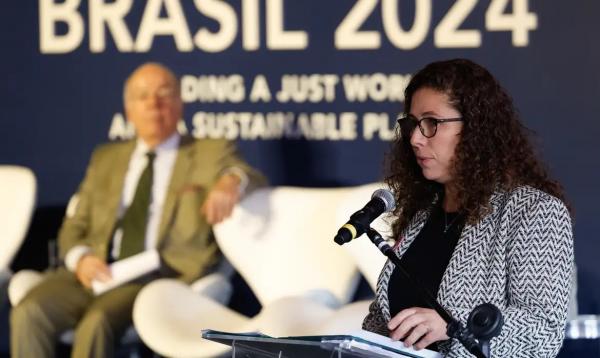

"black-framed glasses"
[397,114,463,138]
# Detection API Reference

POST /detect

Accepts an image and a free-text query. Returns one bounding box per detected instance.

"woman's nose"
[410,126,426,147]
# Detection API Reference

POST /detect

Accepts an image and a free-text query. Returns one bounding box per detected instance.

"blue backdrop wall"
[1,1,598,312]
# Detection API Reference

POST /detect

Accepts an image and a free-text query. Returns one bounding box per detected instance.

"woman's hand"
[388,307,449,350]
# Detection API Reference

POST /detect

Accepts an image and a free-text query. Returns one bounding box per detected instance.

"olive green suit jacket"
[57,136,265,283]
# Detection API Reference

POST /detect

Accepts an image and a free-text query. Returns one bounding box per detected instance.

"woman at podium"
[362,59,574,357]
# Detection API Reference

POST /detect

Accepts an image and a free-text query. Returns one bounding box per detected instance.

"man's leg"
[10,269,92,358]
[71,282,143,358]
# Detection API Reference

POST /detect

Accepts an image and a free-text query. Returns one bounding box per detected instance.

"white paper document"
[341,329,442,358]
[91,250,160,295]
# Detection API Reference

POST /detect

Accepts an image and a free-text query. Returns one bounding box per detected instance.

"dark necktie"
[119,151,156,260]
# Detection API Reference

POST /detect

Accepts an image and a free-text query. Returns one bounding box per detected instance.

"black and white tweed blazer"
[363,186,574,357]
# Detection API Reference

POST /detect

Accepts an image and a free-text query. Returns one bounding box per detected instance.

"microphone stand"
[365,228,503,358]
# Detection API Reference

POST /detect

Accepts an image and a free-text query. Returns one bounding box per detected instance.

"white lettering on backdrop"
[108,73,406,141]
[40,0,537,53]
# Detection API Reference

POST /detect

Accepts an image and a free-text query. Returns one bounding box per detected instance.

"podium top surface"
[202,329,442,358]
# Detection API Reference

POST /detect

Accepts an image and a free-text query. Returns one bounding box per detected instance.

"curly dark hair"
[386,58,569,236]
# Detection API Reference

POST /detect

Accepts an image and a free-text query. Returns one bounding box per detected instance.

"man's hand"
[201,173,241,225]
[75,254,111,288]
[388,307,449,350]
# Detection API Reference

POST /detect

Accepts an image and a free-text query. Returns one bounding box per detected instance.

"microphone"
[334,189,395,245]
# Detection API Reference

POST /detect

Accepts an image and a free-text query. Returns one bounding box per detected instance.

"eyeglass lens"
[399,116,437,138]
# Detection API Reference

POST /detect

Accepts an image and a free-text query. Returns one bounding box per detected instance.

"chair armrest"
[8,270,44,306]
[133,279,247,357]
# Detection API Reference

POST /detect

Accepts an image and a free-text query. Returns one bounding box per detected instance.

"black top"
[388,203,465,320]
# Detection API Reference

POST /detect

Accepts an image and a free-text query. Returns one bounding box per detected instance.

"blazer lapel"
[437,191,507,308]
[376,208,431,322]
[156,136,195,245]
[101,141,135,234]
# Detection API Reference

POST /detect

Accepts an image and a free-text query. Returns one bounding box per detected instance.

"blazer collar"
[103,141,137,227]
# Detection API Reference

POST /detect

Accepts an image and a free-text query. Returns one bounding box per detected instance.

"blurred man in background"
[11,62,265,357]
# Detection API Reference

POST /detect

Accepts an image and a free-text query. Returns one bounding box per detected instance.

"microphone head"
[372,189,396,212]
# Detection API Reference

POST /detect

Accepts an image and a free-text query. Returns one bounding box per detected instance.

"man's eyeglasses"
[397,115,463,138]
[130,86,177,102]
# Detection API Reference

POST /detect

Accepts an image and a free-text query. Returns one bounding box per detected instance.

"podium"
[202,329,441,358]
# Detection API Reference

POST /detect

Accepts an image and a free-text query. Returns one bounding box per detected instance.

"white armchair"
[133,183,390,358]
[0,165,36,305]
